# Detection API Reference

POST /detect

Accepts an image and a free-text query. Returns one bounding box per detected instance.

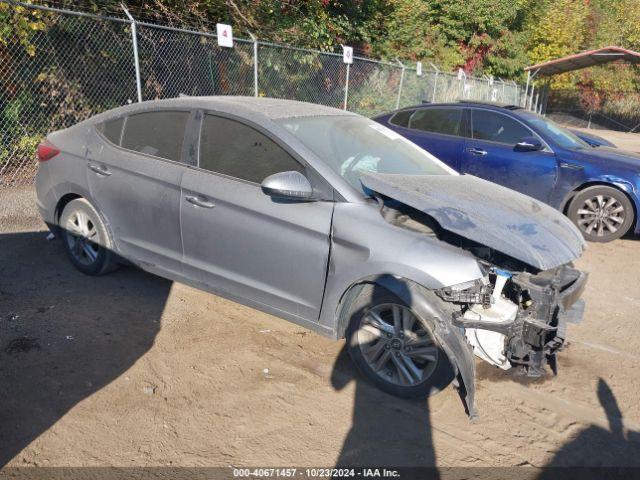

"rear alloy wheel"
[568,186,634,242]
[345,285,454,398]
[59,198,117,275]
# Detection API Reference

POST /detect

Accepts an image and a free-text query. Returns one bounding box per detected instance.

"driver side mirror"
[261,171,315,201]
[514,136,544,152]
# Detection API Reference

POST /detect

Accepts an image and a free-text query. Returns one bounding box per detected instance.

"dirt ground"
[1,181,639,473]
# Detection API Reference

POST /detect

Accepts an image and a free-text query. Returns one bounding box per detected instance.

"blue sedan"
[374,102,640,242]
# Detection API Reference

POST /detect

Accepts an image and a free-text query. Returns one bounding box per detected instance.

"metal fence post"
[121,4,142,103]
[395,59,405,109]
[523,70,531,107]
[248,32,258,97]
[429,63,439,103]
[529,84,535,110]
[343,62,350,110]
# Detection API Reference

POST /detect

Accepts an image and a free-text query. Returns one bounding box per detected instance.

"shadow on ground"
[330,282,441,471]
[331,346,438,469]
[537,378,640,476]
[0,231,171,466]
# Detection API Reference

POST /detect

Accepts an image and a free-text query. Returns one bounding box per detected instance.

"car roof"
[379,101,523,116]
[89,96,356,125]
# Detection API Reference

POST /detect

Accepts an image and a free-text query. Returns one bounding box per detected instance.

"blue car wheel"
[567,186,635,242]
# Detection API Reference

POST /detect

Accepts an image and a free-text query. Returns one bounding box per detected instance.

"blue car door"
[389,106,466,171]
[461,108,558,203]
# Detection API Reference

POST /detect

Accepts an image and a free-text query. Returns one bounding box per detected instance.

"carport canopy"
[525,46,640,76]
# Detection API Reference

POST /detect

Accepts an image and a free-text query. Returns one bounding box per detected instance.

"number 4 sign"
[342,46,353,64]
[217,23,233,48]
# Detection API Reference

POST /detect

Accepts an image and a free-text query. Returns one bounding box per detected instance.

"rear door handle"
[559,161,584,170]
[467,147,488,156]
[88,163,112,176]
[185,195,215,209]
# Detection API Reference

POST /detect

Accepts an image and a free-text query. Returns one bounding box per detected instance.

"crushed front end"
[439,264,588,377]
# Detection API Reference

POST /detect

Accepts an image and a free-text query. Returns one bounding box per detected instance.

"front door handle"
[467,147,488,156]
[88,163,112,176]
[185,195,215,209]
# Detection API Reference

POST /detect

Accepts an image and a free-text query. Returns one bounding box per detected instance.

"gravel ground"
[1,183,639,473]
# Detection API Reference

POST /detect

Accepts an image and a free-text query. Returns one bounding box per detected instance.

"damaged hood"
[361,173,586,271]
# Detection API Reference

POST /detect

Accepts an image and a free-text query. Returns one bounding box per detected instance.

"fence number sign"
[343,46,353,64]
[416,61,422,76]
[217,23,233,48]
[457,68,465,80]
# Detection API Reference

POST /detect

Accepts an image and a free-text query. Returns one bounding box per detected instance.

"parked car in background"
[374,102,640,242]
[569,128,617,148]
[36,97,587,418]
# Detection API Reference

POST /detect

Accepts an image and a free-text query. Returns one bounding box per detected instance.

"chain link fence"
[0,1,529,186]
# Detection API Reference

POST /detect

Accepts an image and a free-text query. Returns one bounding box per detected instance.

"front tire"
[345,284,454,398]
[567,186,634,242]
[59,198,117,275]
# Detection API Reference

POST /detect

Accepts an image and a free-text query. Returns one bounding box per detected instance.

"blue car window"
[471,110,531,145]
[521,114,587,149]
[409,108,462,136]
[389,110,414,128]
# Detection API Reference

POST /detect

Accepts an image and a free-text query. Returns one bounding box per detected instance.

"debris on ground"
[142,384,157,395]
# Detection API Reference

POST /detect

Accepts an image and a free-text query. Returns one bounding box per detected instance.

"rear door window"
[389,110,414,128]
[471,109,532,145]
[199,114,304,184]
[121,111,189,162]
[409,108,463,136]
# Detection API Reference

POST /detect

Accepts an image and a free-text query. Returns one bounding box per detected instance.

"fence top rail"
[256,40,342,58]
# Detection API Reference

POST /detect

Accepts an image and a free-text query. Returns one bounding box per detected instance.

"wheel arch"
[55,193,83,223]
[561,180,638,230]
[335,275,422,340]
[53,190,116,249]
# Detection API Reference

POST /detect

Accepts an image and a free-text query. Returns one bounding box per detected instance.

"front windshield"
[277,115,456,192]
[521,113,588,149]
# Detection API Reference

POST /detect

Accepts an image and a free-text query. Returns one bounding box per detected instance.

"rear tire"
[59,198,117,275]
[345,284,454,398]
[567,186,634,242]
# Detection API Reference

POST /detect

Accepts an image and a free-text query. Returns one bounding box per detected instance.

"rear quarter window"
[97,117,124,146]
[409,108,463,136]
[121,110,189,162]
[389,110,414,128]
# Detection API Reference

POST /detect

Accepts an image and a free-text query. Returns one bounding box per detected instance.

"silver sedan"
[36,97,588,418]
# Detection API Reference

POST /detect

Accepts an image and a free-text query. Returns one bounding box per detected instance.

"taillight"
[37,140,60,162]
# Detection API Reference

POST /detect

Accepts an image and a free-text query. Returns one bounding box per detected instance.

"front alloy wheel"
[568,186,634,242]
[345,285,454,398]
[356,303,438,387]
